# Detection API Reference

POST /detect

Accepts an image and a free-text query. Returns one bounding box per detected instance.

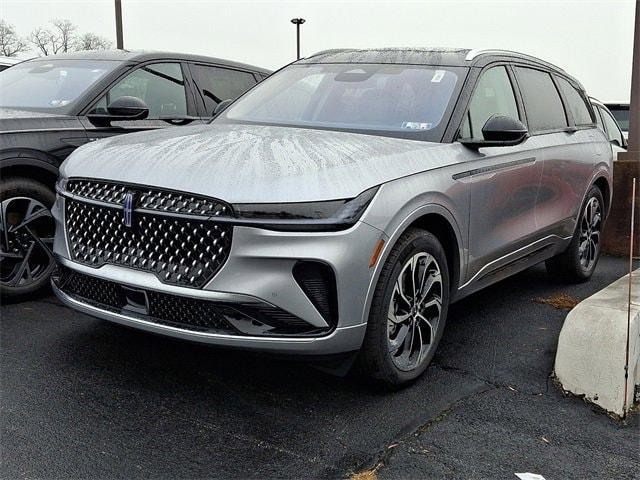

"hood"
[0,108,81,133]
[61,123,459,203]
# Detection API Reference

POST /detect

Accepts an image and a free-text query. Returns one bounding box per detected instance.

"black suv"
[0,50,270,299]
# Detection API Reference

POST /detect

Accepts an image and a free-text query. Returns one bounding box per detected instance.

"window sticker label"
[431,70,446,83]
[402,121,433,130]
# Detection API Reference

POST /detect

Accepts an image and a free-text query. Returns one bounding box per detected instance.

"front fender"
[359,176,468,325]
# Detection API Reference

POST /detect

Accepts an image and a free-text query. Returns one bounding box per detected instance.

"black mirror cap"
[213,98,233,117]
[460,115,529,149]
[87,96,149,126]
[107,96,149,119]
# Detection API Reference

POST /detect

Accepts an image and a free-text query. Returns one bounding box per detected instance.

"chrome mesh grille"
[67,179,232,217]
[64,182,234,288]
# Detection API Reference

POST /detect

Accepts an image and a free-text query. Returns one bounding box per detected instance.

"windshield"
[607,106,629,131]
[219,63,465,140]
[0,59,122,114]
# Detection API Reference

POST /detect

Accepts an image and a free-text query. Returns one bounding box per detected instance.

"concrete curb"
[555,269,639,417]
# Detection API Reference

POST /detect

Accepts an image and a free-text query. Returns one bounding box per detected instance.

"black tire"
[545,185,605,283]
[355,228,450,389]
[1,177,56,301]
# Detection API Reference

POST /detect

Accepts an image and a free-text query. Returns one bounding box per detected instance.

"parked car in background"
[591,98,627,158]
[0,56,21,71]
[604,103,629,140]
[52,48,611,387]
[0,50,270,299]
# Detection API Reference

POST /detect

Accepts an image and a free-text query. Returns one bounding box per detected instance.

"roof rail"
[464,49,565,72]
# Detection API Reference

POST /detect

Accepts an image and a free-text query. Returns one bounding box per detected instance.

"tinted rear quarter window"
[514,67,567,132]
[556,76,593,126]
[192,64,257,115]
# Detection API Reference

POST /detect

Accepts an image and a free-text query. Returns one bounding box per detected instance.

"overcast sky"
[1,0,635,101]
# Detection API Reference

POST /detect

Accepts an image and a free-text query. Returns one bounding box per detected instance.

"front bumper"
[52,194,383,355]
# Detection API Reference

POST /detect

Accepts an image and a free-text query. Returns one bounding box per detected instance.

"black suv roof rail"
[465,49,565,72]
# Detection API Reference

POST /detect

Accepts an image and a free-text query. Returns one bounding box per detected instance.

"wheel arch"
[361,204,465,325]
[0,156,59,191]
[405,213,461,297]
[592,175,611,218]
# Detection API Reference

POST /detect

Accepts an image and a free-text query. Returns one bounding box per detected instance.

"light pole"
[115,0,124,49]
[290,18,305,60]
[602,0,640,256]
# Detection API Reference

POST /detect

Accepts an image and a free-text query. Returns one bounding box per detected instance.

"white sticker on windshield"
[50,99,70,106]
[402,122,432,130]
[431,70,446,83]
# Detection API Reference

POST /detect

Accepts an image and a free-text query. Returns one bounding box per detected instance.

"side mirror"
[87,96,149,126]
[460,115,529,149]
[213,98,233,117]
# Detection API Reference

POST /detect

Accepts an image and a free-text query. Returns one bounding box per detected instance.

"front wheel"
[546,185,605,282]
[355,228,449,388]
[1,177,56,301]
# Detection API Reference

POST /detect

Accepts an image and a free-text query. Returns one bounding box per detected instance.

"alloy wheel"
[387,252,443,372]
[0,197,55,289]
[578,197,601,271]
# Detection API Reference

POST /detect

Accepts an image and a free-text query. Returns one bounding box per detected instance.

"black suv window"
[191,65,257,115]
[459,66,520,140]
[556,77,592,126]
[91,63,188,118]
[514,67,567,132]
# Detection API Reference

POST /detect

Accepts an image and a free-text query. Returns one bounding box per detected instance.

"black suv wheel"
[1,177,56,300]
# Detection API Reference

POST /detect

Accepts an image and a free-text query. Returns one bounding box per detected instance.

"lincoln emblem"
[123,192,135,227]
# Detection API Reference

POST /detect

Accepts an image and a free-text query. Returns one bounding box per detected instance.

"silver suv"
[52,48,612,387]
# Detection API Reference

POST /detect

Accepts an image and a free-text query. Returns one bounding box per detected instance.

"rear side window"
[599,107,625,146]
[556,77,593,126]
[191,65,257,115]
[458,66,520,140]
[514,67,567,132]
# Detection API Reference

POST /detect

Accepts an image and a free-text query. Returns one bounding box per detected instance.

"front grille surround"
[64,180,234,288]
[67,179,233,217]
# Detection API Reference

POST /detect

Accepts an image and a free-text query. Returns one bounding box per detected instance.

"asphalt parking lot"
[1,256,639,479]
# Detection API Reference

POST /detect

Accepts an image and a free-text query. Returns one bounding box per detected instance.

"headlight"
[231,186,379,231]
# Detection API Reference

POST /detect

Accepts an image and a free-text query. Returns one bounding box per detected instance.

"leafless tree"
[28,19,78,56]
[75,32,112,51]
[51,19,76,53]
[0,20,28,57]
[28,27,54,56]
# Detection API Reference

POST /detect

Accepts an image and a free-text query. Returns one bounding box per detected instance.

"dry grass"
[535,293,580,311]
[350,462,383,480]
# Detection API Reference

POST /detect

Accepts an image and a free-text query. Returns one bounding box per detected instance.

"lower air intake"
[292,261,339,328]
